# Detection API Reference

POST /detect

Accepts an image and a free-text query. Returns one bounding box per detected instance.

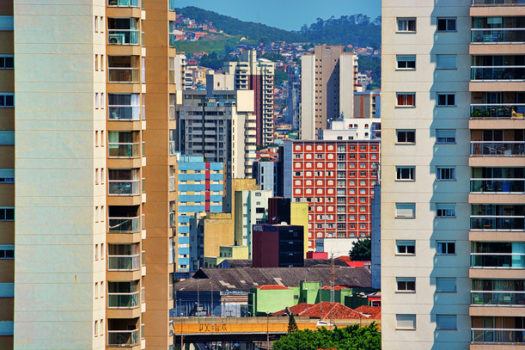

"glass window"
[396,277,416,292]
[396,240,415,255]
[397,130,415,144]
[397,18,416,32]
[397,93,415,107]
[437,93,456,107]
[436,278,456,293]
[436,129,456,144]
[396,166,415,181]
[0,94,14,107]
[0,55,14,69]
[397,55,416,70]
[396,203,415,218]
[437,18,456,32]
[436,203,456,218]
[436,315,457,330]
[436,167,456,181]
[436,54,456,70]
[437,241,456,255]
[396,314,416,330]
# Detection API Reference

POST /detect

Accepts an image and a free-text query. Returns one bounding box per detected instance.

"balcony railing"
[471,179,525,193]
[108,180,140,196]
[108,254,140,271]
[471,216,525,230]
[471,252,525,268]
[471,67,525,81]
[470,141,525,156]
[108,142,140,158]
[471,290,525,305]
[108,0,139,7]
[108,68,140,83]
[108,30,140,45]
[169,34,177,48]
[472,328,525,344]
[169,0,176,11]
[471,104,525,119]
[108,216,140,233]
[169,211,176,228]
[108,330,139,346]
[109,106,141,121]
[472,0,525,5]
[472,28,525,43]
[108,292,140,308]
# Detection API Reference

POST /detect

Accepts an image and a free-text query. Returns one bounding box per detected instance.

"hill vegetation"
[176,7,381,49]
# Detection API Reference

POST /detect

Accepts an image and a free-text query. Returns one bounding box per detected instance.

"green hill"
[176,7,381,49]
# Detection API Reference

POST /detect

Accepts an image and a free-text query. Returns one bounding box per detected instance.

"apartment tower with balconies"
[11,0,177,348]
[382,0,525,349]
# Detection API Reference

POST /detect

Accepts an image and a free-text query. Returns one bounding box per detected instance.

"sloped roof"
[175,266,371,292]
[258,285,289,290]
[354,305,381,318]
[271,303,314,316]
[298,302,362,320]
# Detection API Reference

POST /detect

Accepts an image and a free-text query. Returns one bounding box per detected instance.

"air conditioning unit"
[108,33,126,44]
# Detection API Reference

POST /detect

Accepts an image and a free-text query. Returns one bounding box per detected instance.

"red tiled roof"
[258,285,288,290]
[271,303,313,316]
[299,302,362,320]
[320,285,350,290]
[354,305,381,319]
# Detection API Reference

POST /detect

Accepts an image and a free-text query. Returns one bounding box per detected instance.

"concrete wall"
[14,0,107,348]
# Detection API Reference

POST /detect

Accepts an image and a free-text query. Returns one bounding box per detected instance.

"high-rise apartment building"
[224,50,275,146]
[300,45,358,140]
[282,140,380,250]
[174,154,224,276]
[382,0,525,348]
[9,0,177,348]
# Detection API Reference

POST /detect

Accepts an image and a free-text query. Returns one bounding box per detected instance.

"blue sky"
[175,0,381,31]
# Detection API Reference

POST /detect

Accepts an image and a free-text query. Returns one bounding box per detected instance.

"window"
[397,130,415,144]
[436,315,457,330]
[0,245,14,259]
[0,94,14,107]
[436,203,456,218]
[94,320,98,337]
[396,314,416,330]
[437,17,456,32]
[437,167,456,181]
[437,93,455,107]
[396,93,415,107]
[0,207,14,221]
[397,18,416,32]
[0,55,14,69]
[396,203,415,219]
[436,129,455,144]
[436,54,456,70]
[0,169,14,183]
[396,240,415,255]
[397,55,416,70]
[437,241,455,255]
[436,278,456,293]
[396,166,415,181]
[396,277,416,292]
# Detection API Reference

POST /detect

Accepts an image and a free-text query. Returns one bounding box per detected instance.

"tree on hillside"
[273,323,381,350]
[287,313,299,333]
[349,238,371,261]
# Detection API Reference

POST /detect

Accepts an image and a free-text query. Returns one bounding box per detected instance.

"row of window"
[395,203,456,219]
[396,240,456,256]
[397,17,456,33]
[396,129,456,144]
[396,92,457,107]
[396,166,456,181]
[397,54,456,70]
[396,314,457,331]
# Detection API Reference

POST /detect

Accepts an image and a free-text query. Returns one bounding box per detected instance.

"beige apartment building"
[9,0,177,348]
[382,0,525,349]
[300,45,358,140]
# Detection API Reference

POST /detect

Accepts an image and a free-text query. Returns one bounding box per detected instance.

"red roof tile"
[354,305,381,319]
[299,302,362,320]
[271,303,313,316]
[258,285,288,290]
[320,285,350,290]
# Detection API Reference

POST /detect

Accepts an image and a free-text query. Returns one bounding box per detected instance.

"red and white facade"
[283,140,380,250]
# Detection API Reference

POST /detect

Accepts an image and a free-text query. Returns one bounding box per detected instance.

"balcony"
[109,180,140,196]
[471,253,525,268]
[472,0,525,5]
[109,143,140,158]
[472,291,525,305]
[109,217,140,233]
[169,177,176,192]
[471,104,525,119]
[470,142,525,156]
[169,141,176,155]
[471,179,525,192]
[108,254,140,271]
[471,216,524,230]
[472,328,525,344]
[472,29,525,43]
[169,211,176,228]
[108,0,139,6]
[169,0,176,11]
[108,292,139,308]
[108,329,139,346]
[109,106,141,121]
[472,66,525,80]
[108,67,140,83]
